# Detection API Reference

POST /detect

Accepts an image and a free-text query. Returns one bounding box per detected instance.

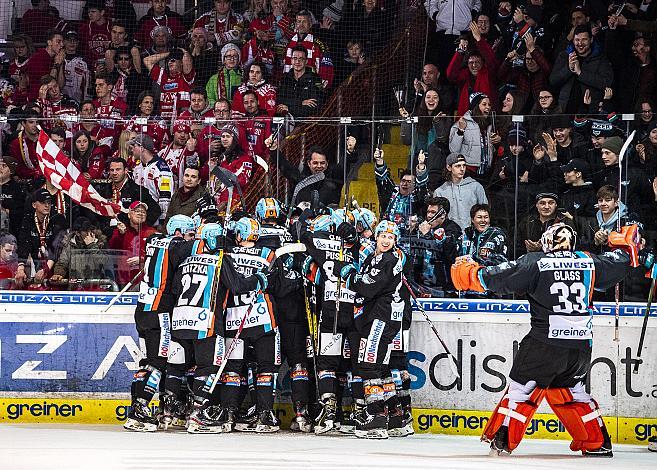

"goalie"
[451,223,648,457]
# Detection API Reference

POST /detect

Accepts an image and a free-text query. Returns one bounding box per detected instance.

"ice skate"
[234,405,257,432]
[314,394,337,435]
[354,408,388,439]
[186,399,223,434]
[290,402,313,433]
[339,402,364,435]
[648,436,657,452]
[399,407,415,437]
[123,399,158,432]
[387,404,405,437]
[159,393,187,430]
[489,427,512,456]
[581,429,613,457]
[255,410,280,433]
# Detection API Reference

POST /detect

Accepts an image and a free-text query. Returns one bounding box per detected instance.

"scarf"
[216,67,242,101]
[596,202,628,233]
[18,131,35,170]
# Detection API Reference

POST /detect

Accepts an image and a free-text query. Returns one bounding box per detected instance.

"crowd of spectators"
[0,0,655,301]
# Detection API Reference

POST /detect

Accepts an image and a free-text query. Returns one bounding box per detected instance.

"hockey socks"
[130,365,163,404]
[356,379,388,440]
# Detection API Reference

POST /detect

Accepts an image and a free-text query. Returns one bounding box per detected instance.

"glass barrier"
[1,111,655,301]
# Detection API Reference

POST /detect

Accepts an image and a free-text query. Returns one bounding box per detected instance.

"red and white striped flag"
[35,129,125,217]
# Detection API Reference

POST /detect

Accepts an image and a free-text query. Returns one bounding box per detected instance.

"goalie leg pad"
[545,386,606,452]
[482,380,546,451]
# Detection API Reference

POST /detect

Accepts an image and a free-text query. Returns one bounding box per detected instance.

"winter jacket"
[433,177,488,230]
[549,48,613,114]
[448,111,492,171]
[52,229,108,279]
[447,38,498,116]
[278,68,323,118]
[427,0,482,35]
[164,185,208,225]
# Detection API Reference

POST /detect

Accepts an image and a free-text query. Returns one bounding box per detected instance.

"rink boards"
[0,292,655,444]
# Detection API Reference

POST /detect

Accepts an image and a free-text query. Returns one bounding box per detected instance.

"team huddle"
[123,193,413,440]
[121,189,654,455]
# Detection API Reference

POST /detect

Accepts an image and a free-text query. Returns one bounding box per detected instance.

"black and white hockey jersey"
[480,249,633,349]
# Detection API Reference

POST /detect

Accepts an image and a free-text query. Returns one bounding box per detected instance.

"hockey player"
[124,214,196,432]
[255,197,314,432]
[451,223,644,456]
[221,217,284,433]
[299,209,361,434]
[168,222,269,434]
[341,220,407,439]
[353,207,377,241]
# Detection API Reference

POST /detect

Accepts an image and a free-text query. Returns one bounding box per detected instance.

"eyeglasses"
[214,108,230,114]
[538,95,553,100]
[224,54,239,60]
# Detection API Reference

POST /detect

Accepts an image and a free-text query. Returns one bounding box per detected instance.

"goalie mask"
[541,223,577,253]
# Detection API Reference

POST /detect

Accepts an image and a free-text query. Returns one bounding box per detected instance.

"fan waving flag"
[35,129,125,217]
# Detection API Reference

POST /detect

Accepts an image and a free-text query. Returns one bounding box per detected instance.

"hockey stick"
[614,130,636,342]
[401,276,460,379]
[303,278,321,402]
[333,130,350,336]
[208,242,307,394]
[633,273,656,374]
[211,166,244,204]
[103,269,144,313]
[285,172,326,223]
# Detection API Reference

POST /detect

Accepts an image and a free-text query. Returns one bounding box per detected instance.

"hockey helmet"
[233,217,260,243]
[196,193,218,218]
[255,197,281,222]
[166,214,195,236]
[331,208,355,227]
[198,222,224,251]
[541,223,577,253]
[309,214,335,233]
[375,220,400,240]
[353,208,378,234]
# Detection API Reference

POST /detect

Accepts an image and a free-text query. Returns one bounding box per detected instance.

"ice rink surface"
[0,425,655,470]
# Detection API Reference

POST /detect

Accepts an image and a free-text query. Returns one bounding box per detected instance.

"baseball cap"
[446,153,466,167]
[128,134,155,153]
[33,188,53,203]
[560,158,590,174]
[129,201,148,211]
